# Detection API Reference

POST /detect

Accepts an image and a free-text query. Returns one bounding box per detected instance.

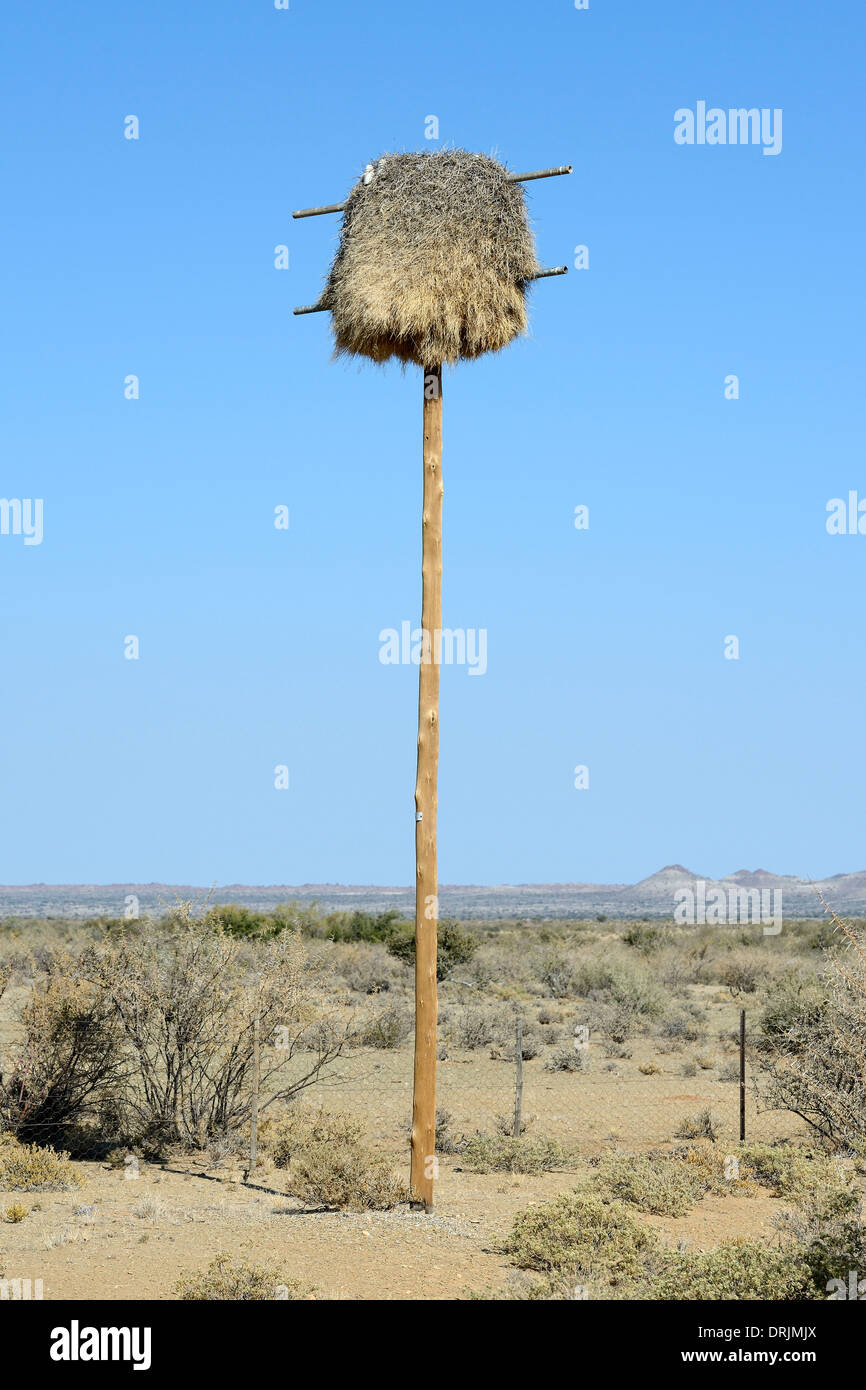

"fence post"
[249,1000,261,1175]
[512,1016,524,1138]
[739,1009,746,1143]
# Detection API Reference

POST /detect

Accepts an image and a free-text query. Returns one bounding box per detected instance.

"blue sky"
[2,0,865,888]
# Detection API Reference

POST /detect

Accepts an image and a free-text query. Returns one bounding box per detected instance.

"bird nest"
[322,149,541,367]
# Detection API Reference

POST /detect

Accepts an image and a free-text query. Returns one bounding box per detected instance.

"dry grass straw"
[324,149,540,366]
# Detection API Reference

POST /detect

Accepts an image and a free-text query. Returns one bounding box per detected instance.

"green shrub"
[207,905,281,939]
[3,1202,28,1223]
[505,1191,657,1285]
[320,909,406,944]
[386,919,477,980]
[173,1253,306,1300]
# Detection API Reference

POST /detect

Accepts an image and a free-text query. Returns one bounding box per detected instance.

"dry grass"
[323,149,540,366]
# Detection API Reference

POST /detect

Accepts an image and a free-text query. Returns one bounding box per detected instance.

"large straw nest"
[322,149,541,367]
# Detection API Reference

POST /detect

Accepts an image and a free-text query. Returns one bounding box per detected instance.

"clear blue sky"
[2,0,865,888]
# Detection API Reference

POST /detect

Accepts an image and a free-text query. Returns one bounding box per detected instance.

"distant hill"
[1,867,864,920]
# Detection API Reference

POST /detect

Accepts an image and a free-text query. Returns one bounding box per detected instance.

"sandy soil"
[0,1020,809,1301]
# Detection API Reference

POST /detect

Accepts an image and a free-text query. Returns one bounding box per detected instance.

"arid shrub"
[536,951,576,999]
[544,1045,584,1073]
[598,1001,646,1045]
[669,1142,755,1197]
[443,1004,508,1051]
[675,1108,721,1143]
[3,1203,28,1223]
[0,1135,83,1192]
[737,1143,821,1197]
[266,1107,407,1210]
[660,1012,705,1043]
[592,1151,704,1217]
[434,1110,463,1155]
[335,943,398,995]
[79,905,350,1153]
[173,1253,306,1300]
[0,954,127,1147]
[623,925,667,954]
[757,915,866,1153]
[494,1017,544,1061]
[651,1239,810,1300]
[505,1191,657,1286]
[718,956,763,996]
[357,1001,412,1049]
[776,1185,866,1292]
[574,957,666,1020]
[458,1133,570,1175]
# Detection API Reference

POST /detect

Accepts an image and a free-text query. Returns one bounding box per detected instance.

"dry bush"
[535,950,577,999]
[173,1253,306,1301]
[650,1240,811,1301]
[335,942,400,996]
[505,1191,656,1286]
[356,1000,412,1050]
[443,1003,510,1051]
[0,1134,83,1191]
[592,1150,706,1216]
[674,1108,721,1142]
[660,1009,706,1044]
[493,1016,544,1061]
[76,904,352,1153]
[458,1132,571,1175]
[757,911,866,1153]
[573,954,667,1021]
[0,952,127,1148]
[544,1044,584,1073]
[264,1107,407,1211]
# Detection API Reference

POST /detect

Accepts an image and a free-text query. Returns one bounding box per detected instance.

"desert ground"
[1,909,862,1300]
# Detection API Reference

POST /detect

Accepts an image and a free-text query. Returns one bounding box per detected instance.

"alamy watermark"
[0,498,43,545]
[674,103,782,156]
[826,492,866,535]
[674,881,782,935]
[379,622,487,675]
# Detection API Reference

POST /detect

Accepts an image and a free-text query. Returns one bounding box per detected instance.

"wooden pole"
[739,1009,746,1143]
[249,998,261,1175]
[513,1017,524,1138]
[410,364,443,1210]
